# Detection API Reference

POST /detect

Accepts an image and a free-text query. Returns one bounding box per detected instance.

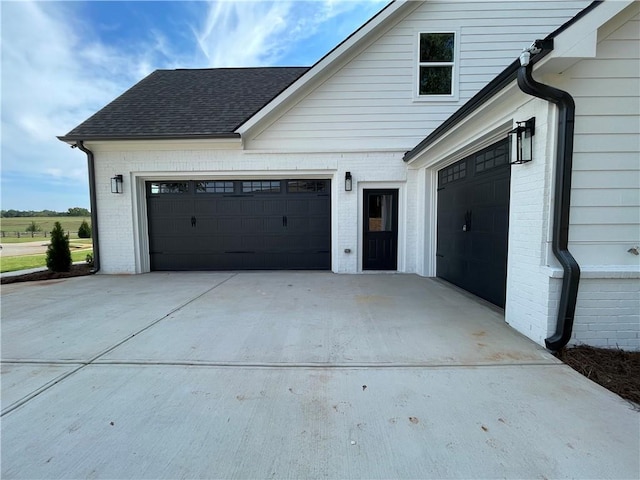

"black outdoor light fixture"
[345,171,353,191]
[509,117,535,164]
[111,174,124,194]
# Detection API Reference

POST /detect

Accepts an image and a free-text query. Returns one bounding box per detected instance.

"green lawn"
[0,217,91,240]
[1,238,94,245]
[0,249,93,273]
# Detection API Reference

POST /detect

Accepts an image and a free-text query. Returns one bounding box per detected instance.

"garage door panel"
[261,199,286,214]
[213,199,244,213]
[471,181,494,206]
[494,177,510,203]
[470,233,501,263]
[494,207,509,232]
[147,180,331,270]
[241,217,282,233]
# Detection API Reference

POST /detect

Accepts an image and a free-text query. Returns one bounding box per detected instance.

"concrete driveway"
[0,240,50,257]
[1,272,638,479]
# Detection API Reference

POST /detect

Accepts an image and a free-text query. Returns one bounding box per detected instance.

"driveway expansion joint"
[88,360,562,369]
[1,274,237,417]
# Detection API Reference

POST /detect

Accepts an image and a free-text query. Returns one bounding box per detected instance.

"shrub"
[85,253,94,266]
[25,221,41,233]
[78,219,92,238]
[46,221,72,272]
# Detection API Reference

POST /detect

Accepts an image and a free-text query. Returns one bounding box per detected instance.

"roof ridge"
[171,66,309,72]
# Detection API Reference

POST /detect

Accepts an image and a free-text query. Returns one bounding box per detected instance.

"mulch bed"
[555,345,640,406]
[2,268,638,407]
[1,264,94,284]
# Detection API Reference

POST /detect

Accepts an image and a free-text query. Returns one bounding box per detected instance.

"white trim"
[425,169,438,277]
[133,176,150,274]
[536,0,634,75]
[86,138,242,152]
[543,265,640,279]
[132,170,338,274]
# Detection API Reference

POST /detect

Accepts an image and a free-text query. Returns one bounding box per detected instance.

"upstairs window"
[418,32,455,96]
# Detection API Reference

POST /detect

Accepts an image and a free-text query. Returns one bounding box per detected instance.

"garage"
[436,139,510,307]
[147,179,331,271]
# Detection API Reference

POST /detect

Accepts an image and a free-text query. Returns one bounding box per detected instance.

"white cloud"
[194,0,386,67]
[1,2,123,200]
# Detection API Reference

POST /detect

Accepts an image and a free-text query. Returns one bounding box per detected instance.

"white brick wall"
[571,278,640,350]
[89,142,410,275]
[504,100,558,346]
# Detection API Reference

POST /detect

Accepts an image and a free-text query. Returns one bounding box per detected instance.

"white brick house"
[60,1,639,350]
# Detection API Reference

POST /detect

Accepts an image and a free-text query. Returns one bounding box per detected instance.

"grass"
[0,249,93,273]
[0,217,91,240]
[1,238,94,245]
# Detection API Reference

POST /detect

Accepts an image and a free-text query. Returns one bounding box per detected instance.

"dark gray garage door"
[436,139,510,307]
[147,179,331,270]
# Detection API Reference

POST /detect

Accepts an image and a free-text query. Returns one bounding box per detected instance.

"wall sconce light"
[509,117,535,164]
[111,174,124,194]
[345,171,353,192]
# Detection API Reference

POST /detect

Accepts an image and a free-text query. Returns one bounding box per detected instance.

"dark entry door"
[436,139,510,307]
[147,179,331,270]
[363,189,398,270]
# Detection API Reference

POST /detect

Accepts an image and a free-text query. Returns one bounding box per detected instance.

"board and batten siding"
[248,1,591,152]
[564,5,640,267]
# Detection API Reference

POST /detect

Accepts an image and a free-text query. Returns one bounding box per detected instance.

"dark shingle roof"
[60,67,309,141]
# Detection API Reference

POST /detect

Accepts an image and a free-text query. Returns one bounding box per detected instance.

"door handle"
[191,216,197,227]
[463,210,471,232]
[282,215,288,227]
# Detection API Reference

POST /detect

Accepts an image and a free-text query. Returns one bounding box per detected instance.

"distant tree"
[2,209,68,217]
[77,219,92,238]
[46,222,72,272]
[25,221,41,233]
[67,207,91,217]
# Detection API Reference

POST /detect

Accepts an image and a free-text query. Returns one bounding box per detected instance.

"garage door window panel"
[196,181,234,193]
[243,181,281,193]
[150,182,189,194]
[475,143,509,173]
[287,180,327,193]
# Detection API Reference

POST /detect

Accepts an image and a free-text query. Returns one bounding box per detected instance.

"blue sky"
[1,0,386,211]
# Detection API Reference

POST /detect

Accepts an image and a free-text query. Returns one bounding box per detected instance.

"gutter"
[74,141,100,273]
[517,41,580,352]
[59,133,240,143]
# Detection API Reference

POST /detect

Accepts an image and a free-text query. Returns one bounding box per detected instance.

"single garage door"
[436,139,510,307]
[147,179,331,270]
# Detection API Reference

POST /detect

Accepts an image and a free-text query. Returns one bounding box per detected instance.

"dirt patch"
[1,264,94,284]
[555,345,640,406]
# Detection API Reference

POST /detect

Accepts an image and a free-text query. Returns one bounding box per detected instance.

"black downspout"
[516,42,580,352]
[75,141,100,273]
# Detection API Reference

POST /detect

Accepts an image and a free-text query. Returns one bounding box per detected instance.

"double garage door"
[436,139,511,308]
[147,179,331,271]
